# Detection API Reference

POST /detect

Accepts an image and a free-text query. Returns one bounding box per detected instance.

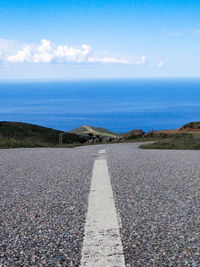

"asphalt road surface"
[0,144,199,266]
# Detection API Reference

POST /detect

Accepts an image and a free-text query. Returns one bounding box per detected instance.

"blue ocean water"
[0,79,200,133]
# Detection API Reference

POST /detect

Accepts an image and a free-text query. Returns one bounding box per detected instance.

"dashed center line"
[80,149,125,266]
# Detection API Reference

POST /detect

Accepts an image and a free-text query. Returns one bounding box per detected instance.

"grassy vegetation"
[62,132,88,144]
[180,121,200,130]
[140,133,200,150]
[0,138,84,149]
[0,122,87,149]
[124,136,163,142]
[0,138,45,149]
[0,121,61,144]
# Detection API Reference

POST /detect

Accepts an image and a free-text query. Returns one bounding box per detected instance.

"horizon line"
[1,77,200,83]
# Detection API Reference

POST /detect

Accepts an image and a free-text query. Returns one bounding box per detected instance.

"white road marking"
[98,149,106,154]
[80,150,125,266]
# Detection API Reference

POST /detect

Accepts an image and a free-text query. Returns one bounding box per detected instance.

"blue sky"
[0,0,200,79]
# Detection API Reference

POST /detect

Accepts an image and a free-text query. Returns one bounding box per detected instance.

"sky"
[0,0,200,79]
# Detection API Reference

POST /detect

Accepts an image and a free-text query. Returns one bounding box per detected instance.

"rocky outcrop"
[85,138,100,144]
[144,130,167,138]
[144,129,178,138]
[102,136,115,143]
[123,129,145,140]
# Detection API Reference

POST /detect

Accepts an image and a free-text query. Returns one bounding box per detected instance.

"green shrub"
[140,133,200,150]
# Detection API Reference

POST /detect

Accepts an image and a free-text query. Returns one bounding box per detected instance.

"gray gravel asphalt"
[0,146,100,266]
[0,144,200,266]
[107,143,200,267]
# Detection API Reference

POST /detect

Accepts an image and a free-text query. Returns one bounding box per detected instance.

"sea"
[1,78,200,133]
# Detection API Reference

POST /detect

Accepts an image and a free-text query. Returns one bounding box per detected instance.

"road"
[0,144,199,266]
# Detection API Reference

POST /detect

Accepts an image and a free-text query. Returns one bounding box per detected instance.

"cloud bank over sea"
[0,38,144,65]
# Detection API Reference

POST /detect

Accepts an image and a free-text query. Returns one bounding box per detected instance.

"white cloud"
[1,39,132,65]
[88,56,131,64]
[158,60,164,68]
[136,56,146,65]
[7,45,32,63]
[6,39,93,64]
[0,38,153,67]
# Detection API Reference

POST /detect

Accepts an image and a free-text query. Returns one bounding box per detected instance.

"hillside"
[2,120,200,149]
[142,121,200,139]
[0,121,87,148]
[140,121,200,150]
[0,121,62,144]
[69,125,121,138]
[179,121,200,131]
